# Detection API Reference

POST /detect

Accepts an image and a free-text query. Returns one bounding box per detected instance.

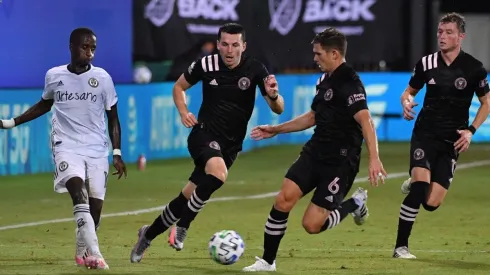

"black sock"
[320,198,359,232]
[145,192,188,240]
[262,206,289,265]
[395,181,428,248]
[176,175,223,229]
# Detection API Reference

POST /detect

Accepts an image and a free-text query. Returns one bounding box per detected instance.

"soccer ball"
[133,65,152,84]
[208,230,245,265]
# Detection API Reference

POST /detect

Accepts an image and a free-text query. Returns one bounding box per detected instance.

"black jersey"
[183,54,269,148]
[303,63,368,165]
[410,50,489,142]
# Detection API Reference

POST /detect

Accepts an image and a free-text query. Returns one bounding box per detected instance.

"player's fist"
[402,98,418,121]
[180,112,198,128]
[368,157,387,187]
[251,125,277,140]
[264,75,279,97]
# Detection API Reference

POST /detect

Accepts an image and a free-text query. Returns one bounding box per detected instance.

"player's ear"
[242,41,247,52]
[216,40,220,50]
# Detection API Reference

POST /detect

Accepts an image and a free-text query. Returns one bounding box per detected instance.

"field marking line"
[1,160,489,231]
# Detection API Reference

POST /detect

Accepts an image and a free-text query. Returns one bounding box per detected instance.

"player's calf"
[421,182,446,212]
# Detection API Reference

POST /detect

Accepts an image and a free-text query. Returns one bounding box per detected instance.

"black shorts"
[409,132,459,189]
[187,127,239,185]
[285,152,358,211]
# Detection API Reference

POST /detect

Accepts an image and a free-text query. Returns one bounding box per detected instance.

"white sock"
[73,204,101,256]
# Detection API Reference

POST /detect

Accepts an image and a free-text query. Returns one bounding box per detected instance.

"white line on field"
[251,247,489,254]
[0,160,489,231]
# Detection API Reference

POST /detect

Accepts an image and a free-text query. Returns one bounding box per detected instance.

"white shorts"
[53,152,109,200]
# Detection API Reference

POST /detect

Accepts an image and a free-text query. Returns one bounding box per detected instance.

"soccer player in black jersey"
[129,23,285,262]
[393,13,490,259]
[242,27,387,272]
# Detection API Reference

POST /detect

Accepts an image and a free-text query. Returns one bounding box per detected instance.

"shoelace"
[176,227,187,242]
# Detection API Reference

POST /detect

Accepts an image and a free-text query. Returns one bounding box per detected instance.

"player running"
[394,13,490,259]
[130,23,284,263]
[0,28,127,270]
[242,27,387,272]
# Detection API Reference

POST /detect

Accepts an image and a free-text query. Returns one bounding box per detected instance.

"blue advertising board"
[0,73,488,176]
[0,0,132,88]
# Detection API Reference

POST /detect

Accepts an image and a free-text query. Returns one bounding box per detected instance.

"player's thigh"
[428,150,458,206]
[187,129,227,181]
[85,156,110,200]
[53,152,86,194]
[409,133,435,182]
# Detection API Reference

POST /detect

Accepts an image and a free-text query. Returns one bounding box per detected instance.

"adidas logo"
[57,81,64,87]
[325,195,333,202]
[209,79,218,86]
[428,78,436,84]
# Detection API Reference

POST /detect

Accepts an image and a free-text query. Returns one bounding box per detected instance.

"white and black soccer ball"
[208,230,245,265]
[133,65,152,84]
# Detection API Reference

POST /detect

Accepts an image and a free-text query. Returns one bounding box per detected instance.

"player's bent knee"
[182,181,197,199]
[204,157,228,182]
[410,167,431,183]
[422,202,440,212]
[302,220,323,234]
[302,203,329,234]
[274,179,302,212]
[65,177,89,205]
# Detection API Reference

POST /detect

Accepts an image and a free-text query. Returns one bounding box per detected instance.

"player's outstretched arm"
[0,98,53,129]
[106,104,127,179]
[173,74,198,128]
[250,111,315,140]
[353,109,387,186]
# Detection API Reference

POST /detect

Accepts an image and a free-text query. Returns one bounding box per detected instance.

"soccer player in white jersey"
[0,28,127,270]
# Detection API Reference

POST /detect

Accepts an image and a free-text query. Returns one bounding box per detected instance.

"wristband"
[1,118,15,129]
[113,149,122,156]
[467,125,476,135]
[268,94,279,101]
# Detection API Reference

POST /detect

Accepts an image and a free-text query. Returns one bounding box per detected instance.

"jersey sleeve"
[103,75,118,110]
[342,82,369,116]
[474,66,489,97]
[42,71,54,100]
[408,59,425,90]
[311,74,326,112]
[256,63,270,96]
[183,58,204,85]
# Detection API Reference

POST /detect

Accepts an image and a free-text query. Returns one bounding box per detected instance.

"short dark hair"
[311,27,347,56]
[70,28,96,45]
[440,12,466,33]
[218,23,246,41]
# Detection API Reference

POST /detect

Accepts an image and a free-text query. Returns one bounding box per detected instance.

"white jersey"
[42,64,118,158]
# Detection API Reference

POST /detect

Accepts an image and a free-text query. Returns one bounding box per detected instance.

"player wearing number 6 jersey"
[0,28,127,270]
[242,27,387,272]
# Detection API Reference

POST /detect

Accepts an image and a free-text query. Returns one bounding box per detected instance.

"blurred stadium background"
[0,1,489,274]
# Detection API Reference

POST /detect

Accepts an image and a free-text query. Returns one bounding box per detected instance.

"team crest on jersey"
[454,77,467,90]
[88,77,99,88]
[59,161,69,172]
[209,141,221,150]
[238,77,251,90]
[324,89,333,101]
[413,148,425,160]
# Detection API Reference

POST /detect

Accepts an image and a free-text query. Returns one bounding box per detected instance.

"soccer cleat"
[401,178,411,194]
[130,225,152,263]
[168,225,187,251]
[242,256,277,272]
[393,246,417,259]
[84,255,109,269]
[351,187,369,225]
[74,228,89,266]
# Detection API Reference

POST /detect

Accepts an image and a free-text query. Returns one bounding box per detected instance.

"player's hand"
[402,98,418,121]
[180,112,198,128]
[454,129,472,153]
[112,155,127,180]
[368,157,387,187]
[264,75,279,97]
[250,125,277,140]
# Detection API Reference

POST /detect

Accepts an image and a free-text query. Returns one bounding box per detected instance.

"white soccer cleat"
[351,187,369,225]
[401,178,411,194]
[168,225,187,251]
[242,256,277,272]
[130,225,152,263]
[74,228,88,266]
[393,246,417,259]
[85,255,110,270]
